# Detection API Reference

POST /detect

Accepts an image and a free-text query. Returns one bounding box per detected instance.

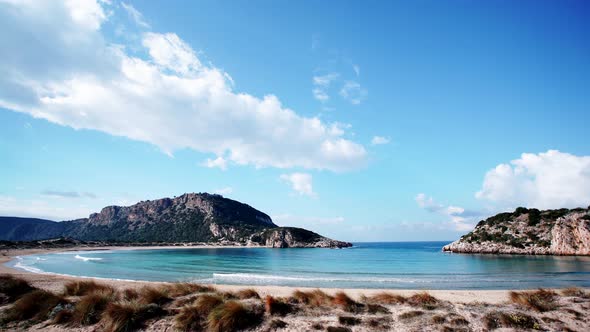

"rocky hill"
[443,206,590,255]
[0,193,351,248]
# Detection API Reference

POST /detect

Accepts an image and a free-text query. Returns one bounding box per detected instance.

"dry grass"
[235,288,260,299]
[407,292,439,309]
[207,300,263,332]
[51,309,74,325]
[366,303,390,314]
[509,289,558,312]
[291,289,333,307]
[269,318,287,329]
[162,283,216,297]
[561,287,588,298]
[0,274,35,303]
[71,290,116,325]
[338,315,361,325]
[432,315,446,324]
[483,311,540,330]
[137,286,172,305]
[174,294,224,331]
[265,296,293,316]
[399,310,424,320]
[101,301,164,332]
[2,289,65,323]
[122,288,139,301]
[63,280,115,296]
[363,292,406,305]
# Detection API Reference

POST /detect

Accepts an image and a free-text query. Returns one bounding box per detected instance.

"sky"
[1,0,589,242]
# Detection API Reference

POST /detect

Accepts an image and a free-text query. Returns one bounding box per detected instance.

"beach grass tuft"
[235,288,260,299]
[265,295,293,316]
[63,280,115,296]
[363,292,406,305]
[326,326,352,332]
[1,289,65,323]
[0,274,35,303]
[51,308,74,325]
[71,290,116,325]
[338,315,361,325]
[174,293,224,331]
[509,289,557,312]
[291,289,333,307]
[366,303,390,314]
[101,300,164,332]
[407,292,439,309]
[399,310,424,320]
[207,300,263,332]
[483,311,540,330]
[122,288,140,301]
[269,318,287,329]
[560,287,588,298]
[137,286,172,305]
[162,282,216,297]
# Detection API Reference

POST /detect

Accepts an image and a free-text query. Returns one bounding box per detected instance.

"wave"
[74,255,103,262]
[212,273,440,284]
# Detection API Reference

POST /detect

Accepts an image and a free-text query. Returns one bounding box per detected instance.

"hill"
[443,206,590,255]
[0,193,351,248]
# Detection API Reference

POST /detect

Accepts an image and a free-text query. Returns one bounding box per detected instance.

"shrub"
[207,301,262,332]
[338,315,361,325]
[407,292,439,309]
[101,301,164,332]
[509,289,557,312]
[137,286,172,305]
[364,292,406,304]
[399,310,424,320]
[72,290,116,325]
[483,311,540,330]
[0,274,35,303]
[265,296,293,316]
[236,288,260,299]
[63,280,115,296]
[2,289,65,323]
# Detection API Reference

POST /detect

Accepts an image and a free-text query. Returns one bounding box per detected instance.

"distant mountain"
[443,206,590,255]
[0,193,351,248]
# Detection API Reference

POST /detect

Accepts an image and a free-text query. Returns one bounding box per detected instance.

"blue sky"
[1,0,589,241]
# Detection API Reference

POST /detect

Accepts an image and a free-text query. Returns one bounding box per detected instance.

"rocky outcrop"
[1,193,350,248]
[250,227,352,248]
[443,207,590,255]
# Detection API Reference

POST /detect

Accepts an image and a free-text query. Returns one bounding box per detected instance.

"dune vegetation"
[1,275,589,331]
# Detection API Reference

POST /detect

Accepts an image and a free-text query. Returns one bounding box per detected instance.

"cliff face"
[443,207,590,255]
[1,193,349,248]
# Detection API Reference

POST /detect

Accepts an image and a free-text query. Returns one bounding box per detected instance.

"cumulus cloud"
[415,193,480,231]
[121,2,149,28]
[280,173,316,197]
[339,81,367,105]
[476,150,590,210]
[41,190,97,199]
[371,136,390,145]
[0,0,367,172]
[213,187,233,195]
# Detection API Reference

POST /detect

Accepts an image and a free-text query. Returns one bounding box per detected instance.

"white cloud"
[213,187,233,195]
[352,64,360,77]
[41,190,97,199]
[202,156,228,170]
[0,0,367,173]
[121,2,149,28]
[371,136,390,145]
[312,73,338,103]
[280,173,316,197]
[339,81,367,105]
[476,150,590,210]
[415,193,479,231]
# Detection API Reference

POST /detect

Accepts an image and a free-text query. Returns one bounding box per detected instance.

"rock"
[443,207,590,255]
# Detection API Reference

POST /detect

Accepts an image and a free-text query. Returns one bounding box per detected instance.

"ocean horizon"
[8,241,590,290]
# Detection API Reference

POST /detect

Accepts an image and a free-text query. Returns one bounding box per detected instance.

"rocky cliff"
[443,206,590,255]
[1,193,349,248]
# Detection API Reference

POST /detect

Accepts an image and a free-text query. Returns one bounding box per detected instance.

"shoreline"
[0,246,575,305]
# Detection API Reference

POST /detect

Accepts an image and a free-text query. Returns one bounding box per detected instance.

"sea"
[7,242,590,290]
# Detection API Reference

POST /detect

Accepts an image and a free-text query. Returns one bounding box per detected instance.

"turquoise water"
[7,242,590,290]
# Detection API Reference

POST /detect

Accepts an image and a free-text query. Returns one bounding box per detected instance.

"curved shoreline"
[1,246,584,305]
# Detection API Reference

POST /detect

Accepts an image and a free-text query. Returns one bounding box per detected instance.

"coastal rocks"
[251,227,352,248]
[443,207,590,256]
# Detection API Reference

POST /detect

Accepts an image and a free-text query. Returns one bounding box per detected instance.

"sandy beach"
[1,247,589,332]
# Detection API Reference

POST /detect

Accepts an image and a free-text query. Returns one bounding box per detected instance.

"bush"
[2,289,65,323]
[509,289,557,312]
[101,301,164,332]
[63,280,115,296]
[207,301,262,332]
[0,274,35,303]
